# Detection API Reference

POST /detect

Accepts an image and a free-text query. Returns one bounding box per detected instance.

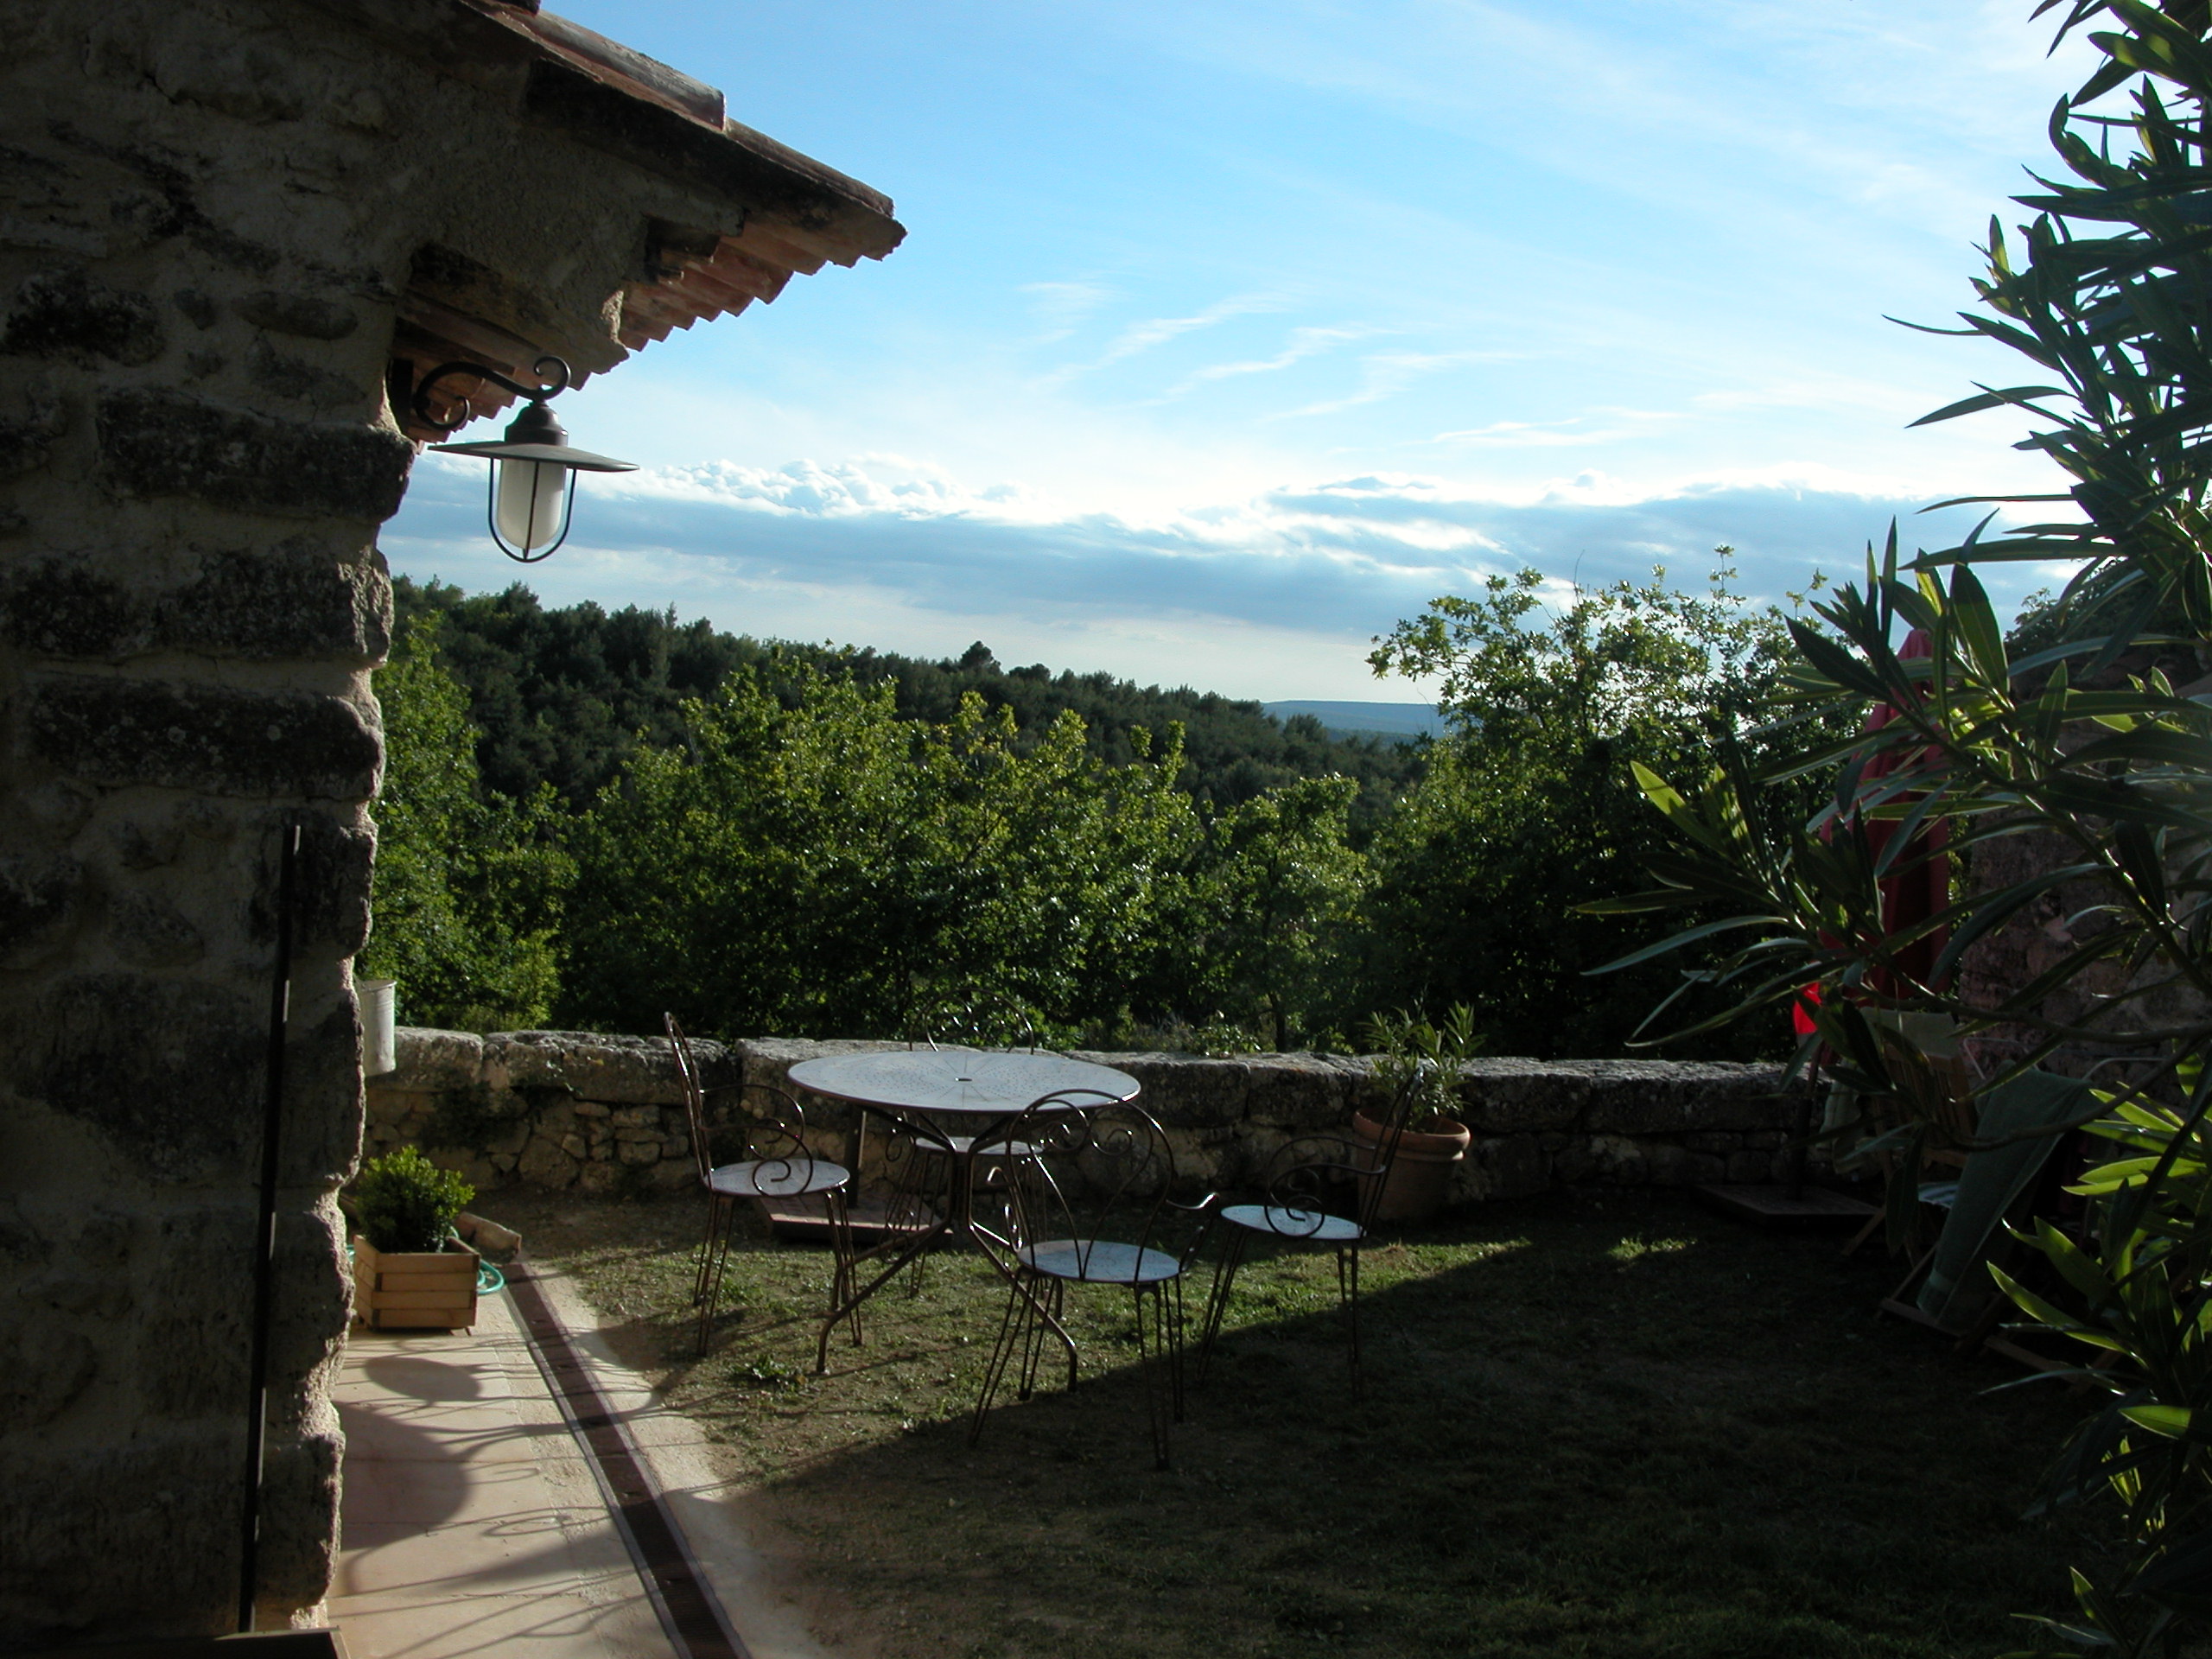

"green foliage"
[359,615,573,1030]
[1363,1004,1484,1129]
[384,565,1821,1058]
[1596,5,2212,1649]
[1184,774,1371,1049]
[560,660,1218,1043]
[1364,562,1810,1057]
[392,576,1419,840]
[351,1146,474,1254]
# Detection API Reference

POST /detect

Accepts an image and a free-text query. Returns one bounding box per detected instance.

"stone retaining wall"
[365,1028,1818,1206]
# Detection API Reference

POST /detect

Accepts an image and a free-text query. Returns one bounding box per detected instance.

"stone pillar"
[0,22,398,1641]
[0,0,899,1641]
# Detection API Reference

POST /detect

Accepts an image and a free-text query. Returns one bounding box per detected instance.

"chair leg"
[1195,1227,1251,1382]
[1167,1274,1188,1425]
[696,1195,739,1357]
[825,1187,864,1348]
[1017,1278,1062,1401]
[1338,1243,1363,1398]
[690,1189,722,1306]
[908,1145,961,1296]
[970,1271,1032,1445]
[1136,1283,1170,1471]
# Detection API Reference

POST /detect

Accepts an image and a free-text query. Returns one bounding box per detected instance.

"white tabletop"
[785,1049,1140,1117]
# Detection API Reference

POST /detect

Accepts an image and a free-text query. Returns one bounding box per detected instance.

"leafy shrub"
[352,1147,474,1254]
[1364,1004,1484,1129]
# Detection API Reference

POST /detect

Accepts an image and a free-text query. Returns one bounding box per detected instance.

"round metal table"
[787,1048,1139,1118]
[787,1048,1140,1371]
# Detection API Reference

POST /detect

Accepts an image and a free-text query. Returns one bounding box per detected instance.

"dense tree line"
[365,569,1799,1058]
[391,577,1416,842]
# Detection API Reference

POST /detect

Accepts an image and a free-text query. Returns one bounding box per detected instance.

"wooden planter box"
[353,1236,479,1330]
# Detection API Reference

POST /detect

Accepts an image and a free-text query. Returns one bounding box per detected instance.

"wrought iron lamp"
[413,354,639,562]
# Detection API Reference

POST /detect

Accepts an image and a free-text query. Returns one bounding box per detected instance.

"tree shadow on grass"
[488,1187,2100,1659]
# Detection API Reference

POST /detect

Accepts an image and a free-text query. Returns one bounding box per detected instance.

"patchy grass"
[479,1187,2096,1659]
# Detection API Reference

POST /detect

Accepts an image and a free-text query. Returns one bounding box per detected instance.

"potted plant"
[1352,1005,1483,1224]
[350,1146,480,1330]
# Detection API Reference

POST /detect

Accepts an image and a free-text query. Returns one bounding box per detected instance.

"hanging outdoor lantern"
[412,354,639,563]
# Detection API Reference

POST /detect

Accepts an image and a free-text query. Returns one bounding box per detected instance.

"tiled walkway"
[330,1274,831,1659]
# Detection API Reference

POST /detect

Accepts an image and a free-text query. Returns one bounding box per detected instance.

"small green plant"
[353,1146,475,1253]
[1363,1004,1483,1129]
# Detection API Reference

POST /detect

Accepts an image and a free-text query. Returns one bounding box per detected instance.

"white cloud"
[385,450,2057,700]
[1072,292,1288,377]
[1020,280,1116,340]
[1158,324,1377,398]
[1275,346,1519,418]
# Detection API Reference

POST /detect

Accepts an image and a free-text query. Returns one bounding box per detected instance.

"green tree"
[361,616,571,1029]
[1188,775,1370,1050]
[559,662,1206,1042]
[391,575,1420,837]
[1364,563,1803,1055]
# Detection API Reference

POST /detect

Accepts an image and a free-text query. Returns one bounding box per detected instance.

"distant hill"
[1263,701,1446,743]
[390,578,1426,845]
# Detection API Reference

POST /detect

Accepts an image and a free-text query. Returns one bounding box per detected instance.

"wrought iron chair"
[968,1091,1217,1469]
[666,1014,856,1357]
[1194,1070,1425,1396]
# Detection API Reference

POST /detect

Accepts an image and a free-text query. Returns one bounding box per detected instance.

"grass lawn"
[479,1186,2097,1659]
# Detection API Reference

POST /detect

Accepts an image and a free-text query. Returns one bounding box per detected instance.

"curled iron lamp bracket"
[411,353,573,433]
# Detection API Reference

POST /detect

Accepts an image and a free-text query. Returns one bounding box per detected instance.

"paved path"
[330,1273,831,1659]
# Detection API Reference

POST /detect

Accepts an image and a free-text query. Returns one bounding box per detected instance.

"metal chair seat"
[708,1159,850,1201]
[1020,1237,1185,1286]
[1217,1201,1362,1244]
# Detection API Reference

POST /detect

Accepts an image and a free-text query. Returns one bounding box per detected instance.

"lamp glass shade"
[494,456,571,554]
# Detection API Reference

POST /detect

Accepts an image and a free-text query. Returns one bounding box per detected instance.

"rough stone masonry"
[0,1,899,1643]
[365,1028,1821,1205]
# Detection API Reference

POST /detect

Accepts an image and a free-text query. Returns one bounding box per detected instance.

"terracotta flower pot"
[1351,1112,1472,1224]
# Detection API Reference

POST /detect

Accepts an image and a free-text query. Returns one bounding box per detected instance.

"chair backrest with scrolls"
[1249,1064,1429,1239]
[729,1083,827,1193]
[971,1091,1182,1278]
[666,1013,824,1190]
[1349,1063,1432,1235]
[665,1013,715,1187]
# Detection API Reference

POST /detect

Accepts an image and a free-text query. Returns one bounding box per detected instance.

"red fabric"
[1796,627,1952,1046]
[1792,984,1821,1038]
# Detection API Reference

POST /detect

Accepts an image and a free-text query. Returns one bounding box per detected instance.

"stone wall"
[0,1,898,1645]
[365,1028,1818,1205]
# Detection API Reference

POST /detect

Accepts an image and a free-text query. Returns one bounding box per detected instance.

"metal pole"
[239,816,299,1632]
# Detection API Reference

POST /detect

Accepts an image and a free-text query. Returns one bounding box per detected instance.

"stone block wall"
[366,1028,1819,1205]
[0,0,898,1646]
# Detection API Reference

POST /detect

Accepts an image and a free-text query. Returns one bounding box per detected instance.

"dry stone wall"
[366,1028,1818,1205]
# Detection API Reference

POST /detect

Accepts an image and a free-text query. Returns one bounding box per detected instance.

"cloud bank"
[382,454,2055,700]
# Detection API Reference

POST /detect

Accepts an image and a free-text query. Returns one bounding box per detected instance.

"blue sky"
[383,1,2097,701]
